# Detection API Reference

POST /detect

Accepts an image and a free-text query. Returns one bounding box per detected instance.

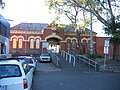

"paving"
[33,56,120,90]
[57,53,95,72]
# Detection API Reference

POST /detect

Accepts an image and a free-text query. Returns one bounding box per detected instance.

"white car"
[18,56,37,70]
[0,58,34,90]
[39,53,51,62]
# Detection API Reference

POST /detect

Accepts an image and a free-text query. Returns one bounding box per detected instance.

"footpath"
[57,54,95,72]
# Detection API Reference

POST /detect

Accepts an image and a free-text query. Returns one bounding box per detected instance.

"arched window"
[18,38,23,48]
[72,39,76,49]
[36,39,40,49]
[83,40,87,44]
[13,38,17,48]
[67,39,71,49]
[30,39,34,49]
[88,40,90,48]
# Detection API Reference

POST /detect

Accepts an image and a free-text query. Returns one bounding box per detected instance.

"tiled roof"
[64,25,97,34]
[11,23,49,30]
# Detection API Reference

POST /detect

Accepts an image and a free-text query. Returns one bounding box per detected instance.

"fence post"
[66,52,67,61]
[73,56,75,67]
[69,55,71,63]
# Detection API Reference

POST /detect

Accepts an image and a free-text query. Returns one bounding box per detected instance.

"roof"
[64,25,97,34]
[11,23,49,31]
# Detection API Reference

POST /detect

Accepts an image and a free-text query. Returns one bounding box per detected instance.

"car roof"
[0,58,25,65]
[18,56,32,58]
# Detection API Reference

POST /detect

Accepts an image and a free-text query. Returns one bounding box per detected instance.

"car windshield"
[0,65,22,78]
[24,58,33,64]
[42,53,50,56]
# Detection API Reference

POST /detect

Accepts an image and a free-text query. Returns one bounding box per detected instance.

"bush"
[87,53,104,59]
[87,53,97,59]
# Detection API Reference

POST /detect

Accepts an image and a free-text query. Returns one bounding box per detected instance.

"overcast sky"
[1,0,107,37]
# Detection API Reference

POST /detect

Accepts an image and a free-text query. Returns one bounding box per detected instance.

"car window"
[24,58,33,64]
[0,65,22,78]
[42,53,50,56]
[22,63,30,75]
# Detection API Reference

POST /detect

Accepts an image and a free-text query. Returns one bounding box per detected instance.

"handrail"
[50,52,60,68]
[70,51,98,71]
[61,50,76,67]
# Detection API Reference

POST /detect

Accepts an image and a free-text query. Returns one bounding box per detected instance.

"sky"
[0,0,107,37]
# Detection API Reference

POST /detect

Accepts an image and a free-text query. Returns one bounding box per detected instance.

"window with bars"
[30,39,34,49]
[36,39,40,49]
[13,38,17,48]
[72,39,76,49]
[18,38,23,48]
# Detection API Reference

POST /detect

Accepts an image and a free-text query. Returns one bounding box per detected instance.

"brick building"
[10,23,113,56]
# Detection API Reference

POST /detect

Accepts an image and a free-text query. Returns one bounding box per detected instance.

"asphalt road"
[32,60,120,90]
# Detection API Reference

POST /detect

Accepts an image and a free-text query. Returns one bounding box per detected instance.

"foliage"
[72,0,120,61]
[46,0,93,30]
[87,53,104,59]
[104,15,120,43]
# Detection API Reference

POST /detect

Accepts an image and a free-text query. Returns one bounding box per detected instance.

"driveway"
[32,61,120,90]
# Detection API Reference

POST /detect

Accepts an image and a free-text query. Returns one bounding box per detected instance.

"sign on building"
[42,42,49,48]
[104,40,110,54]
[104,40,109,47]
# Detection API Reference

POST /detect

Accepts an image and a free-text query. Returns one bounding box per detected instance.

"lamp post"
[0,0,5,9]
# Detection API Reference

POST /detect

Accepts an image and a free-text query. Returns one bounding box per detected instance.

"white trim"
[45,33,63,41]
[35,36,41,40]
[65,37,72,42]
[18,35,24,40]
[28,36,35,41]
[81,38,88,43]
[10,35,18,41]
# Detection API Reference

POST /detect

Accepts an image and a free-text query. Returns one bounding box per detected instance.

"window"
[30,39,34,49]
[18,38,23,48]
[67,39,71,49]
[0,65,22,78]
[36,39,40,49]
[13,38,17,48]
[22,63,30,75]
[72,39,76,49]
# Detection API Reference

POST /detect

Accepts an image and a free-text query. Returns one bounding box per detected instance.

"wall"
[96,37,113,56]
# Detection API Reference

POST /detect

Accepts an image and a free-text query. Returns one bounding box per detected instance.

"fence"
[50,52,60,68]
[70,51,98,71]
[61,50,76,67]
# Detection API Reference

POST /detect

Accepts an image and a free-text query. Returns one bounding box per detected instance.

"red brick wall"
[96,37,113,56]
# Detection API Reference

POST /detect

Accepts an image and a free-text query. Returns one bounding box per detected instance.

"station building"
[10,23,113,56]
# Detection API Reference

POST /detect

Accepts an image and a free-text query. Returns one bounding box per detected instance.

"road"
[32,60,120,90]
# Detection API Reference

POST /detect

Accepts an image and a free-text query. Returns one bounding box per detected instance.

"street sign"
[104,46,109,54]
[104,40,109,47]
[42,42,49,48]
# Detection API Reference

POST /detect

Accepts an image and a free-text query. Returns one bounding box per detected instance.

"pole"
[104,54,106,71]
[90,8,93,54]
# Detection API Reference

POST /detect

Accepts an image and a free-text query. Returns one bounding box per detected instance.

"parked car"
[18,56,37,70]
[0,58,34,90]
[39,53,51,62]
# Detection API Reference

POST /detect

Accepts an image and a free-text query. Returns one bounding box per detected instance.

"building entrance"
[47,38,60,53]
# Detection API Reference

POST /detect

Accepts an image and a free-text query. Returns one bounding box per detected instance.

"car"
[0,58,34,90]
[18,56,37,70]
[39,53,51,62]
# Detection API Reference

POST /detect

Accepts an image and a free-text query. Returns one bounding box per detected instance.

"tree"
[0,0,5,9]
[72,0,120,61]
[46,0,92,54]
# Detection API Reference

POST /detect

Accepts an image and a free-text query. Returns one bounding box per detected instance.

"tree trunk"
[113,41,120,61]
[76,30,83,54]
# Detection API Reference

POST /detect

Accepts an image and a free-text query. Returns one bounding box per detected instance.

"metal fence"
[50,52,60,68]
[70,51,98,71]
[61,50,76,67]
